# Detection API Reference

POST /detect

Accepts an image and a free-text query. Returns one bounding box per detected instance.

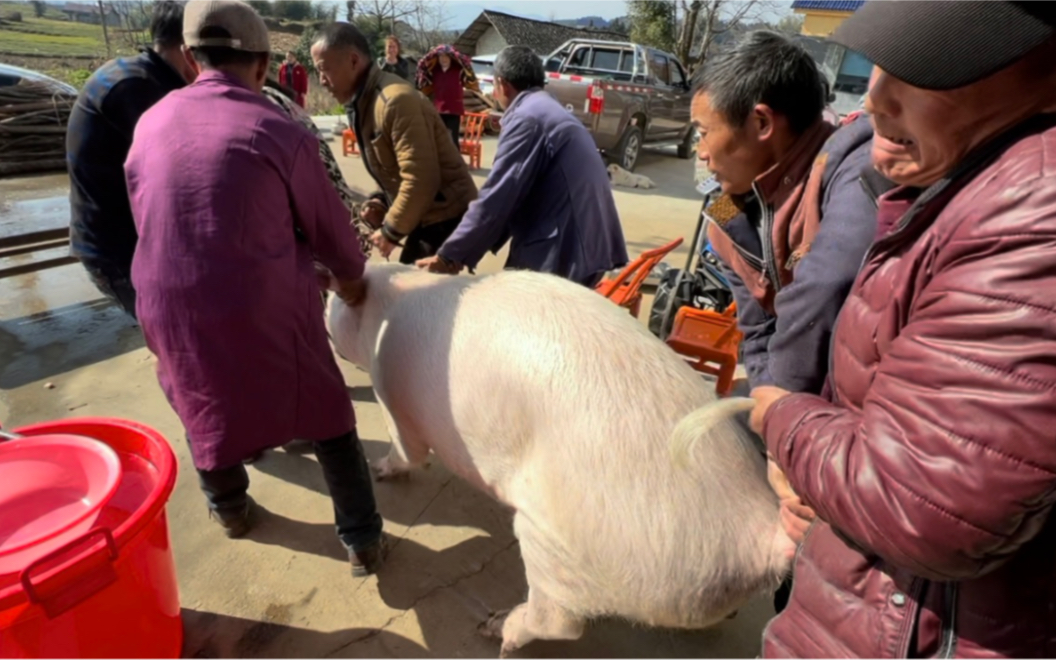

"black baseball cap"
[832,1,1056,91]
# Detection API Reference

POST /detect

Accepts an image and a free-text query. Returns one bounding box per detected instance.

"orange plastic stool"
[596,237,683,318]
[459,112,488,169]
[665,302,743,396]
[342,128,359,157]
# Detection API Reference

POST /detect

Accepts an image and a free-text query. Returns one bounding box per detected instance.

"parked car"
[0,63,77,95]
[542,39,695,171]
[471,54,499,97]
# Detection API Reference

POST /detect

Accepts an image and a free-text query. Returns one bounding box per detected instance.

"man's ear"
[182,46,202,78]
[752,103,776,142]
[256,53,270,88]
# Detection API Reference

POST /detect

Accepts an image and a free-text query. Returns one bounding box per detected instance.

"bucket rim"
[0,417,177,611]
[0,434,123,558]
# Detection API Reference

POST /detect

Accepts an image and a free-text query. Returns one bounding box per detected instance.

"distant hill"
[553,15,629,33]
[555,15,610,28]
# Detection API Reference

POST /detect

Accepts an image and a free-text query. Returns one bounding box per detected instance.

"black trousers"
[440,113,461,147]
[82,261,137,319]
[196,429,383,552]
[398,216,463,264]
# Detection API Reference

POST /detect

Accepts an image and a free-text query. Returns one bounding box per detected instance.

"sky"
[442,0,630,28]
[438,0,794,32]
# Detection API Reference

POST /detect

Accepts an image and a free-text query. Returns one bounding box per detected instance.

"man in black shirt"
[65,1,193,318]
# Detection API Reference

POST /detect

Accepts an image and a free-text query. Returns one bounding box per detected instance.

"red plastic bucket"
[0,418,182,658]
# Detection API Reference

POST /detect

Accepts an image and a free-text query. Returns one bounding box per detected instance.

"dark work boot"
[349,533,390,577]
[209,497,255,539]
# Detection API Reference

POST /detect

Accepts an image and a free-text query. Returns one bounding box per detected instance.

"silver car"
[0,63,77,94]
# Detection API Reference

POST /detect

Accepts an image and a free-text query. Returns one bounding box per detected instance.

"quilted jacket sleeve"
[762,177,1056,582]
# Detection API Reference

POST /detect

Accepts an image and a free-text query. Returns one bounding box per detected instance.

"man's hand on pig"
[768,457,816,545]
[371,229,398,259]
[749,385,791,435]
[780,497,816,546]
[334,278,368,306]
[416,255,463,275]
[313,262,333,290]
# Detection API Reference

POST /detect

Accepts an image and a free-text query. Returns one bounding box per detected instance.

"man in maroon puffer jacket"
[750,1,1056,657]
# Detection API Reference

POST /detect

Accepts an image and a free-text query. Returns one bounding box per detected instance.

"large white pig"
[327,264,793,657]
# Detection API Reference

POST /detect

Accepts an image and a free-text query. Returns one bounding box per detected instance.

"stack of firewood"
[463,89,498,115]
[0,83,76,178]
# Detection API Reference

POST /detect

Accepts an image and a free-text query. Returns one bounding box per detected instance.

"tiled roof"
[455,10,627,57]
[791,0,866,11]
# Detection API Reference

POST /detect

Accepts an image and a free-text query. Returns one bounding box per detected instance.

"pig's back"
[426,272,782,625]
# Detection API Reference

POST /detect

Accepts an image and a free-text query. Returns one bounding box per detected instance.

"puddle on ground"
[0,195,69,239]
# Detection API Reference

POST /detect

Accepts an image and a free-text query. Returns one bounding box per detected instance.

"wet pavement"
[0,175,143,398]
[0,140,771,658]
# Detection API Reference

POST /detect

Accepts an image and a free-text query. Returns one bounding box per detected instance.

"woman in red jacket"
[416,45,479,146]
[279,51,308,107]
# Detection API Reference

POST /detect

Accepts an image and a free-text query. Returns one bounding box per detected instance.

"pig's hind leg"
[480,514,586,656]
[371,397,430,481]
[480,589,585,658]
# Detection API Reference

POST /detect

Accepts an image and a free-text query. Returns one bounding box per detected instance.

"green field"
[0,10,146,59]
[0,1,68,20]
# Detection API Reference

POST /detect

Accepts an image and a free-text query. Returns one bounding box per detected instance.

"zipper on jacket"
[705,209,766,273]
[894,578,926,658]
[860,174,881,209]
[937,582,959,659]
[751,182,783,293]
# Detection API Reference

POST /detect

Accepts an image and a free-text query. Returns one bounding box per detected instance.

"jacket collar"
[500,87,542,126]
[350,64,382,117]
[142,47,188,90]
[751,119,836,205]
[193,68,253,91]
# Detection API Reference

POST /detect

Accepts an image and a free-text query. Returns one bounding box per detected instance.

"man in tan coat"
[312,23,477,263]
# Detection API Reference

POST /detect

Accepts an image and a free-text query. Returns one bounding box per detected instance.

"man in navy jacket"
[65,1,193,318]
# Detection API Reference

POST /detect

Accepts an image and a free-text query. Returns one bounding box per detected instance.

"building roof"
[63,2,113,14]
[791,0,866,11]
[454,10,626,57]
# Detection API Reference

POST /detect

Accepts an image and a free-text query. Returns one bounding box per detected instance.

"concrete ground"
[0,137,773,658]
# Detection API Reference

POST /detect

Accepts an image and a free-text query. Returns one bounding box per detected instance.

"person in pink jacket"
[125,0,387,577]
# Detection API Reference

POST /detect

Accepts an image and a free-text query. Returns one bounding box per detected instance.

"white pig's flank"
[328,264,794,655]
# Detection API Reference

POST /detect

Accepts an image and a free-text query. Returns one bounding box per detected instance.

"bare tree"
[403,0,449,54]
[97,0,112,58]
[676,0,774,71]
[106,0,151,51]
[774,14,805,35]
[346,1,356,21]
[359,0,418,37]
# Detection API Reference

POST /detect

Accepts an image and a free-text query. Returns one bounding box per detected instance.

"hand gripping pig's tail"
[668,397,756,469]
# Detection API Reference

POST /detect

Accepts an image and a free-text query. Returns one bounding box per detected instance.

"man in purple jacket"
[125,0,386,577]
[416,46,628,286]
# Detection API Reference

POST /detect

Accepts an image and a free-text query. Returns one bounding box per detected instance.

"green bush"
[291,25,317,75]
[67,67,91,88]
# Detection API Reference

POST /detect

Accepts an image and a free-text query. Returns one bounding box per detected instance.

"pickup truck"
[542,39,696,171]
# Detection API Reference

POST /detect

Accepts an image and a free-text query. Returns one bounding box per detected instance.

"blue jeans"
[82,263,137,319]
[196,429,383,552]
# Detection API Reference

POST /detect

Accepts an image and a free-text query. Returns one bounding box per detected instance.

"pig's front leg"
[370,396,428,481]
[372,444,414,481]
